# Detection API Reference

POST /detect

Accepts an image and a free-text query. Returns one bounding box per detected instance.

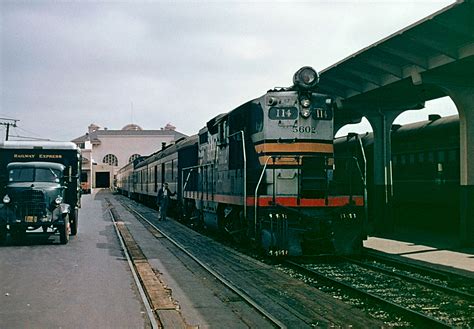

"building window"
[103,154,118,166]
[129,154,141,163]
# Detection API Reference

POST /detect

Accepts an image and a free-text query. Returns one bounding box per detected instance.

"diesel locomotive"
[117,67,367,256]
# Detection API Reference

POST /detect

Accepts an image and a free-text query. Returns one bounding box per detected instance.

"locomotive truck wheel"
[59,214,70,244]
[260,229,276,256]
[226,209,247,245]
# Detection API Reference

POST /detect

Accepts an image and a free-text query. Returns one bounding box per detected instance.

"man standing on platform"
[157,182,175,220]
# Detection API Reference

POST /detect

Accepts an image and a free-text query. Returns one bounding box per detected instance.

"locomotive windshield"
[9,167,62,183]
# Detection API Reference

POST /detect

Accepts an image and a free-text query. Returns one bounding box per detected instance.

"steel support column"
[441,86,474,246]
[366,111,401,234]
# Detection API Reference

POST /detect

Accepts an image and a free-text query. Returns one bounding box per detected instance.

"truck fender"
[52,204,70,222]
[0,205,16,224]
[60,203,71,215]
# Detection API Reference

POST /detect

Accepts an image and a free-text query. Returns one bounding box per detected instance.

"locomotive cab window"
[249,103,263,135]
[199,132,208,144]
[218,122,228,145]
[228,102,263,136]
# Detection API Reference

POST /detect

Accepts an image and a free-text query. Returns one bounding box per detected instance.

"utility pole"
[0,118,19,141]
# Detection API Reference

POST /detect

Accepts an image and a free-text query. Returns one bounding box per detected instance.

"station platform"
[364,231,474,278]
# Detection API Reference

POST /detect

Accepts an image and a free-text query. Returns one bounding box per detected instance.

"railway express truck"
[0,141,82,244]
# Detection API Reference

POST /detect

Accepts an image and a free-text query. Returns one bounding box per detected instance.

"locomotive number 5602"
[292,125,316,134]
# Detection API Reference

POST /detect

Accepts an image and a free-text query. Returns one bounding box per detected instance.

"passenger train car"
[335,114,460,234]
[117,67,367,256]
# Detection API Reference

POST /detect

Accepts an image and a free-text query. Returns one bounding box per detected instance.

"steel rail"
[121,201,286,329]
[107,206,160,329]
[285,260,451,329]
[342,256,474,302]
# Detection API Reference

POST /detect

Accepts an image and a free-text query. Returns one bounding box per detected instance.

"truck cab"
[0,141,82,245]
[0,162,71,243]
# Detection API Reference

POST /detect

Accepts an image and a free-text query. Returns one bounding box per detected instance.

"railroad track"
[117,199,286,328]
[113,195,386,328]
[286,256,474,328]
[358,250,474,299]
[106,199,162,329]
[113,195,474,327]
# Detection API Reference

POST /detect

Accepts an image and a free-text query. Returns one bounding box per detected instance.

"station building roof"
[72,123,187,145]
[317,0,474,126]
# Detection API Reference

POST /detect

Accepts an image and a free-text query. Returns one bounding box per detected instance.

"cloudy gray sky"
[1,0,457,142]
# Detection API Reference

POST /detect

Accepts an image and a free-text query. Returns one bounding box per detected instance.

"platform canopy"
[317,0,474,127]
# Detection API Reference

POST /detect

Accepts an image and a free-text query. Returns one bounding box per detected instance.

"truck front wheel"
[59,214,70,244]
[11,226,25,242]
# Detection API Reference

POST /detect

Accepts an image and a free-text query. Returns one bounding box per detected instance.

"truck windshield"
[9,168,62,183]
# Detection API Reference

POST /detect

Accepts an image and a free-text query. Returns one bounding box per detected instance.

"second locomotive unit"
[118,67,367,256]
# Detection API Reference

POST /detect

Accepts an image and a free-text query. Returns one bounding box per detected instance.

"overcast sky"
[1,0,457,142]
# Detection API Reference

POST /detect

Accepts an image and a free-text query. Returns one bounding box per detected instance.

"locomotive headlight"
[55,196,63,205]
[300,96,311,108]
[293,66,319,90]
[2,194,10,204]
[267,97,278,106]
[300,107,311,118]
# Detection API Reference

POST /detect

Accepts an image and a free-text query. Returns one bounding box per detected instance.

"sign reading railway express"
[13,153,63,159]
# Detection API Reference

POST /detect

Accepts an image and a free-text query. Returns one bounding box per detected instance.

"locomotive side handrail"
[182,163,214,200]
[182,163,214,172]
[254,156,272,237]
[349,133,368,229]
[182,168,194,193]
